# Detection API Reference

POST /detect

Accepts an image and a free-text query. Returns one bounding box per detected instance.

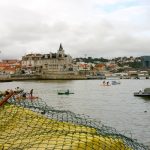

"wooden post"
[0,91,14,107]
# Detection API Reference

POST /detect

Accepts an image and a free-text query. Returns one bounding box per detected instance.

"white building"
[21,44,74,75]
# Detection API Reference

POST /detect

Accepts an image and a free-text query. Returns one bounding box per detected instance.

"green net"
[0,91,149,150]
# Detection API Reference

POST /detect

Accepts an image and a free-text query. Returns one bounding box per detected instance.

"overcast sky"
[0,0,149,59]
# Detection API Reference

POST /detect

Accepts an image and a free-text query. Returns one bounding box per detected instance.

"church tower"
[57,43,65,58]
[59,43,63,51]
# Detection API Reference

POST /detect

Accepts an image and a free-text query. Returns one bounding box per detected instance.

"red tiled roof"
[0,63,9,67]
[95,64,105,68]
[4,67,16,72]
[79,64,89,68]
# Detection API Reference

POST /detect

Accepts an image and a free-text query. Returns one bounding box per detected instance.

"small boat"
[134,88,150,97]
[111,81,121,85]
[57,90,74,95]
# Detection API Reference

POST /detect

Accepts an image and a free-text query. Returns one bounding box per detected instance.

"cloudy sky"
[0,0,149,59]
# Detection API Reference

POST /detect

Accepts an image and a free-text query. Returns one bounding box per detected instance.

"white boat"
[111,80,121,85]
[134,88,150,97]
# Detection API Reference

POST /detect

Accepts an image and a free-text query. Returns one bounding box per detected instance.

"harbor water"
[0,79,150,147]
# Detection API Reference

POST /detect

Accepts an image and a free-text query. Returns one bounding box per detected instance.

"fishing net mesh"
[0,93,149,150]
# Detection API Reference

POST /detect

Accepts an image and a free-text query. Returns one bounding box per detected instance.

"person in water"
[5,89,10,95]
[66,89,69,94]
[103,81,105,85]
[30,89,33,97]
[22,92,26,98]
[106,81,109,86]
[14,87,23,94]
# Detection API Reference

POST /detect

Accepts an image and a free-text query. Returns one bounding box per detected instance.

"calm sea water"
[0,79,150,146]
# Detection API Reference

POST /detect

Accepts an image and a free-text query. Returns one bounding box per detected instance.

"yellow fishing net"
[0,95,149,150]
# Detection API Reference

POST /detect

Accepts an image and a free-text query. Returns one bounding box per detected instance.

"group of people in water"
[102,81,110,86]
[0,87,34,100]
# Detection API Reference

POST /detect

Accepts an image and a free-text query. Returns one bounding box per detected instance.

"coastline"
[0,74,149,82]
[0,75,87,81]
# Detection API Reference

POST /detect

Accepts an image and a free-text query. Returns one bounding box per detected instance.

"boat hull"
[134,92,150,97]
[58,92,74,95]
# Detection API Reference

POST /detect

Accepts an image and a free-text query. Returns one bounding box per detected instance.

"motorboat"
[134,88,150,97]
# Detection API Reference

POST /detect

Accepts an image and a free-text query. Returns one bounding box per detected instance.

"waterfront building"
[21,44,75,77]
[76,62,91,75]
[91,64,106,76]
[94,64,105,72]
[0,60,21,75]
[21,53,42,74]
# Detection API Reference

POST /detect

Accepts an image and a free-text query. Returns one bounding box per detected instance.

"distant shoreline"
[0,73,149,82]
[0,76,87,81]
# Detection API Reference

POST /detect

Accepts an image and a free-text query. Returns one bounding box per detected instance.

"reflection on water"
[0,79,150,146]
[138,96,150,101]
